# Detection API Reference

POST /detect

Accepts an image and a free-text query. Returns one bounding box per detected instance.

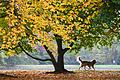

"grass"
[95,65,120,68]
[1,65,120,71]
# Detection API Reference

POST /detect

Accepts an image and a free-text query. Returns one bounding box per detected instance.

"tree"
[0,0,120,72]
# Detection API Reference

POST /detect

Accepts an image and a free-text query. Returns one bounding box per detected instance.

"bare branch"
[18,43,52,62]
[43,45,56,63]
[63,37,77,53]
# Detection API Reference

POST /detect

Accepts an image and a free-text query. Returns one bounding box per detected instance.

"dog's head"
[92,60,96,64]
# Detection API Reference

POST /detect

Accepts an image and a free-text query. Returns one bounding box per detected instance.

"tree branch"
[54,34,62,53]
[18,43,52,62]
[43,45,56,63]
[63,37,77,53]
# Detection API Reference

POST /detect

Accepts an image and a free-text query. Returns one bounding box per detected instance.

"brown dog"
[78,57,96,70]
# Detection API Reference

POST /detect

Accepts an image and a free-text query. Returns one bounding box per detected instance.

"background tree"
[0,0,120,72]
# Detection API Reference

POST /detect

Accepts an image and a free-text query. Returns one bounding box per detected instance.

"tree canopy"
[0,0,119,53]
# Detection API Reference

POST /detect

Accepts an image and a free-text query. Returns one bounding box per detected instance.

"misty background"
[0,42,120,67]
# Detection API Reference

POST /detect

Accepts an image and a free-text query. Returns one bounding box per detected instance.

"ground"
[0,70,120,80]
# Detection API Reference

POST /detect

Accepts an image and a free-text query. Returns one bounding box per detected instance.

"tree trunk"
[57,54,64,71]
[52,34,72,72]
[53,53,65,72]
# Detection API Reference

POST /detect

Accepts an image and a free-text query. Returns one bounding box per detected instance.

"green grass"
[0,65,120,71]
[65,65,120,69]
[95,65,120,68]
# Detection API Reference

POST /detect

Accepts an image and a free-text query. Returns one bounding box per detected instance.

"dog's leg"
[79,66,81,70]
[84,66,86,70]
[88,66,91,70]
[79,65,83,70]
[92,65,95,70]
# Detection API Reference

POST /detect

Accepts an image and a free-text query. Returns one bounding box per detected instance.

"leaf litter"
[0,70,120,80]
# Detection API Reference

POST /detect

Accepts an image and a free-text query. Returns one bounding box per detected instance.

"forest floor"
[0,70,120,80]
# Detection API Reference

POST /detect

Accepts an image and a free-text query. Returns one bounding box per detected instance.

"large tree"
[0,0,120,72]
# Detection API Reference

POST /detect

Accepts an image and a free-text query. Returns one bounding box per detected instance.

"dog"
[77,56,96,70]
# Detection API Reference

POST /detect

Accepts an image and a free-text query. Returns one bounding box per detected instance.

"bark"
[44,45,66,72]
[56,53,66,72]
[53,34,68,72]
[43,45,58,71]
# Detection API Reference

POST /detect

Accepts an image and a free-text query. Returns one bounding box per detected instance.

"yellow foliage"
[0,0,104,54]
[6,49,15,56]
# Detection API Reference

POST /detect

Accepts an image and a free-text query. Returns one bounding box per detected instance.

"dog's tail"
[79,57,82,62]
[77,56,82,63]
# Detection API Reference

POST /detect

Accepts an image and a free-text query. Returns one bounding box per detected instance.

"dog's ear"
[92,60,96,63]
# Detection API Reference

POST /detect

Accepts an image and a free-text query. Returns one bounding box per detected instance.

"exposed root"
[46,69,74,74]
